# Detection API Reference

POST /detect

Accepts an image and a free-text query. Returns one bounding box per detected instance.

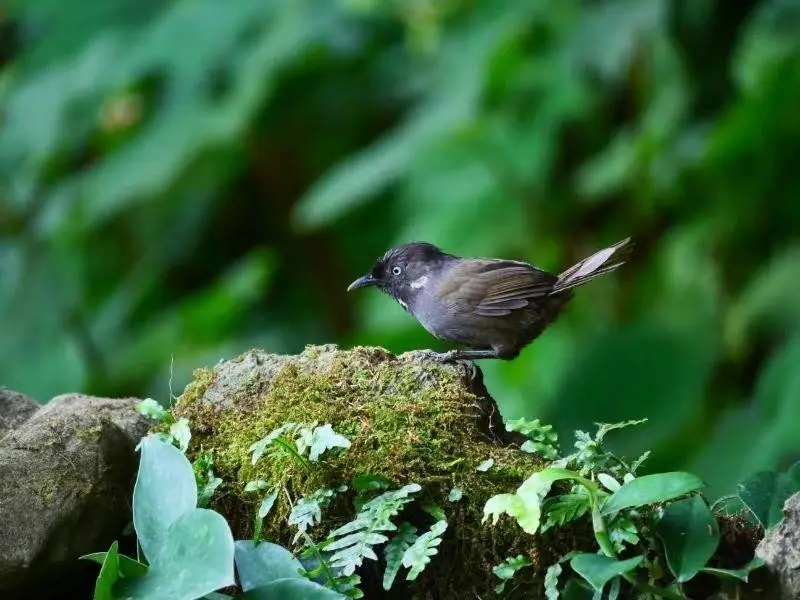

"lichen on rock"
[171,344,571,598]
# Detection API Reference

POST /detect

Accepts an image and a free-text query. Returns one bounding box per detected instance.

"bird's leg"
[431,349,499,362]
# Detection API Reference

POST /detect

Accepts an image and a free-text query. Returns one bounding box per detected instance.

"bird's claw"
[432,350,458,363]
[410,349,458,363]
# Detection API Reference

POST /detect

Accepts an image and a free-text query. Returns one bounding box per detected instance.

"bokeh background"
[1,0,799,500]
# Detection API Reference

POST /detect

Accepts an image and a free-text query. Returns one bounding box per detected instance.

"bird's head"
[347,242,453,307]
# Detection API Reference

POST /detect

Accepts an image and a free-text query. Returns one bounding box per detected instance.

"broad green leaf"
[484,468,592,534]
[569,554,644,592]
[240,578,345,599]
[656,495,720,582]
[601,472,704,515]
[119,509,235,600]
[352,474,392,491]
[701,556,766,582]
[233,541,303,592]
[90,541,120,600]
[483,494,538,534]
[133,437,197,564]
[81,549,148,579]
[737,461,800,529]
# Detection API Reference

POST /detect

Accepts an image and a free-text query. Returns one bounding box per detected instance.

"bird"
[346,237,633,362]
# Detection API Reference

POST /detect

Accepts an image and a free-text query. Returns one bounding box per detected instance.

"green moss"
[171,345,573,598]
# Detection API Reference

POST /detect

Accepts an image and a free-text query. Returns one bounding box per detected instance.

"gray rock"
[756,491,800,599]
[0,388,39,439]
[0,392,150,594]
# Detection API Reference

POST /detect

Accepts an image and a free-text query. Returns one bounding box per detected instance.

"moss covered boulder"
[171,344,572,599]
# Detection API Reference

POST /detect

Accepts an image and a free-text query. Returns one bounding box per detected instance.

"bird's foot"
[407,349,456,363]
[406,349,482,379]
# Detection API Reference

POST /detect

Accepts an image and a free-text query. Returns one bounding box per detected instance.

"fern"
[382,522,418,590]
[544,562,562,600]
[326,483,421,576]
[249,421,350,466]
[289,485,346,542]
[493,554,533,594]
[401,519,448,580]
[540,492,590,532]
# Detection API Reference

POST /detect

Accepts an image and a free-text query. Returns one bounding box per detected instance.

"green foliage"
[482,420,764,599]
[506,417,560,460]
[569,554,644,593]
[249,422,351,468]
[3,0,800,523]
[326,484,421,576]
[656,496,719,583]
[194,450,223,508]
[543,562,562,600]
[447,486,463,502]
[243,481,279,542]
[123,437,236,599]
[492,555,533,594]
[401,519,448,581]
[136,398,195,455]
[136,399,167,421]
[600,472,705,515]
[90,541,120,600]
[476,458,494,472]
[85,425,343,600]
[83,437,237,599]
[382,523,418,591]
[288,486,347,543]
[233,541,344,600]
[736,460,800,529]
[295,423,352,462]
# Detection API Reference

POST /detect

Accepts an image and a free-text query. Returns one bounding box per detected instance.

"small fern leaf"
[383,522,418,590]
[327,483,421,577]
[402,520,448,581]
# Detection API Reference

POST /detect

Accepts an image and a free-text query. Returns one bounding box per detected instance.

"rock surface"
[172,344,543,599]
[0,388,39,437]
[0,391,150,596]
[757,491,800,599]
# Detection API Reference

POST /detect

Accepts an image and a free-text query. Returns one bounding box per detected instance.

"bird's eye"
[392,266,402,276]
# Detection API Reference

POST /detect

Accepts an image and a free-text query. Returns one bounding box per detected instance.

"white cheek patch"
[410,275,429,290]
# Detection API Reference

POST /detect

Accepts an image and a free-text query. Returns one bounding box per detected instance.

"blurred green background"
[1,0,799,499]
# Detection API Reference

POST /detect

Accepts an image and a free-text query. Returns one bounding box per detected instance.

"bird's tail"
[551,237,633,294]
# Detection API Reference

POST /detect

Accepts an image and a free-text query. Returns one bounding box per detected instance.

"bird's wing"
[436,260,558,317]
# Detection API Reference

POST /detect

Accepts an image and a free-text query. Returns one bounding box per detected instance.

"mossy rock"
[171,344,584,599]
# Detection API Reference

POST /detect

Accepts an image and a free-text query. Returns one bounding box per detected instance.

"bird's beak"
[347,274,378,292]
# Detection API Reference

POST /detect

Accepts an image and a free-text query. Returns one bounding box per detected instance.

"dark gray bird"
[347,238,633,362]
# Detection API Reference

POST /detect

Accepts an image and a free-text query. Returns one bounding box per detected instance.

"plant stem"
[274,436,311,470]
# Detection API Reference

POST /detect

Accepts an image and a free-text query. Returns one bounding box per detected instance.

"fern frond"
[402,519,448,580]
[382,522,418,590]
[326,483,421,576]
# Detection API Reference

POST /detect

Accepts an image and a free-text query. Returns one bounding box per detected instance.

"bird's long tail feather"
[551,237,633,294]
